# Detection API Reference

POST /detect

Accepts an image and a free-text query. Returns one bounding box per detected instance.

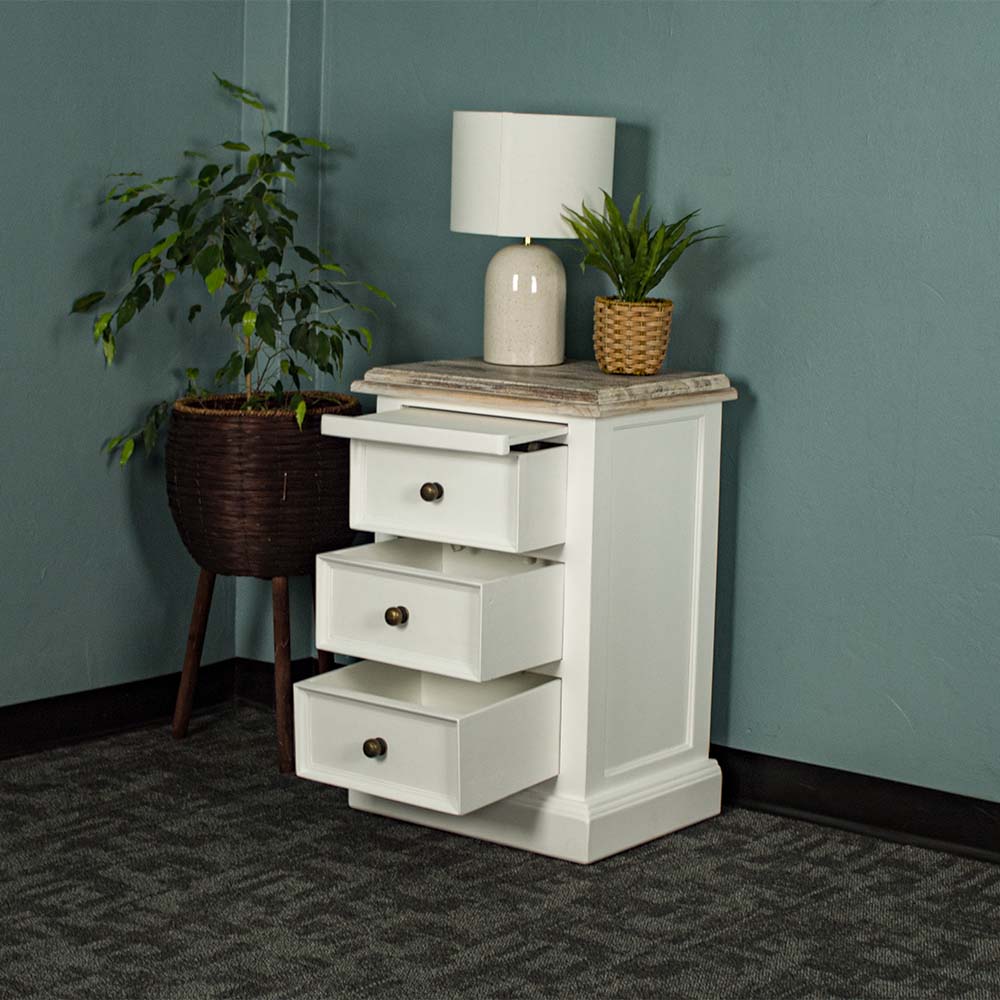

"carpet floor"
[1,704,998,1000]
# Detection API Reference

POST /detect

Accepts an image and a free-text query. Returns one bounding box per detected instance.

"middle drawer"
[316,538,564,682]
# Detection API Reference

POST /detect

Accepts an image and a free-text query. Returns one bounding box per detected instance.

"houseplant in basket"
[71,73,389,574]
[563,192,720,375]
[70,74,390,771]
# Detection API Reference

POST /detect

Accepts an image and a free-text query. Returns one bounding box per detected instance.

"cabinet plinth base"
[349,759,722,864]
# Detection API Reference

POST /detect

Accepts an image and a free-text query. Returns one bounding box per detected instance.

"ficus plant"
[562,191,721,303]
[71,73,390,466]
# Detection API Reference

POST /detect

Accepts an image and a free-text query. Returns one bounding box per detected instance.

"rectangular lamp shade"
[451,111,616,240]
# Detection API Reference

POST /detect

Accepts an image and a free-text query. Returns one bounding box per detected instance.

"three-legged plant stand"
[171,568,332,773]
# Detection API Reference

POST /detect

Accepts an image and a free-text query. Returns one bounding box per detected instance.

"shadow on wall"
[125,447,234,671]
[665,226,758,741]
[711,383,756,740]
[564,121,651,359]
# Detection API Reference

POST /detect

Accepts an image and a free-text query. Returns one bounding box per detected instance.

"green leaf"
[71,291,106,314]
[119,438,135,466]
[116,297,136,330]
[228,233,263,269]
[626,192,642,232]
[214,350,243,385]
[134,282,151,311]
[213,73,266,109]
[300,137,330,150]
[131,251,150,275]
[289,323,308,352]
[114,193,165,228]
[222,140,251,151]
[242,309,257,336]
[363,282,394,304]
[197,163,220,186]
[92,312,113,342]
[149,231,180,258]
[295,397,307,429]
[205,266,227,294]
[217,172,250,195]
[293,245,320,265]
[268,129,302,147]
[103,334,116,364]
[256,306,276,347]
[164,271,178,288]
[195,244,222,277]
[320,262,345,274]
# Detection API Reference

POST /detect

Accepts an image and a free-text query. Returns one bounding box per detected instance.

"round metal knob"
[419,481,444,503]
[362,737,387,759]
[384,605,409,627]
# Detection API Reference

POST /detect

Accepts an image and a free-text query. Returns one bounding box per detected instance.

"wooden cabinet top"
[352,358,736,417]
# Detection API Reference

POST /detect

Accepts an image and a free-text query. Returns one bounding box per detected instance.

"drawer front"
[350,440,567,552]
[323,560,482,674]
[294,661,561,815]
[296,688,459,811]
[316,540,564,682]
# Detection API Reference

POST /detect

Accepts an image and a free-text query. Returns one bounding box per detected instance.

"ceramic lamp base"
[483,241,566,366]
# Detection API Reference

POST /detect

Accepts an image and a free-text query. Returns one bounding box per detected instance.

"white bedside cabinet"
[294,359,737,864]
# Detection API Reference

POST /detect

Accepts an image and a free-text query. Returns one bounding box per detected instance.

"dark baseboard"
[2,673,996,865]
[232,656,320,708]
[0,656,316,761]
[712,743,1000,865]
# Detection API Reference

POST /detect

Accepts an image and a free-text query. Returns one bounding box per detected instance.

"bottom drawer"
[294,661,560,815]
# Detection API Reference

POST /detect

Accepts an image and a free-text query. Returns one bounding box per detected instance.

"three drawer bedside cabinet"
[293,358,737,863]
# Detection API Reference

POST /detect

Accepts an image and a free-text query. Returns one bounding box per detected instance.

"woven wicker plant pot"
[166,392,361,579]
[593,296,674,376]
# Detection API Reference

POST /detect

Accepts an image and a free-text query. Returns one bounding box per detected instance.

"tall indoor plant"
[70,75,391,772]
[563,192,719,375]
[71,74,389,578]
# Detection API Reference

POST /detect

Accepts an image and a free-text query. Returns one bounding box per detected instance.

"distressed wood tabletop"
[351,358,736,417]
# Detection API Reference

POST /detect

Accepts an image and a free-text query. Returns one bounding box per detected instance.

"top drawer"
[322,408,568,552]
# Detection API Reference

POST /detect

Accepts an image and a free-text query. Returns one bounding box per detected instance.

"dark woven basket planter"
[166,392,361,578]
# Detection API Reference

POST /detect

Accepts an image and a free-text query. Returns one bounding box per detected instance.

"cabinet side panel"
[603,413,703,774]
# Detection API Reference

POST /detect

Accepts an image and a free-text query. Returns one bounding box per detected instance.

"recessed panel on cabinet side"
[603,413,703,775]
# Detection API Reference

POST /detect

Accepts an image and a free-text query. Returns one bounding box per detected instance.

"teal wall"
[0,1,244,704]
[2,1,997,807]
[316,1,1000,803]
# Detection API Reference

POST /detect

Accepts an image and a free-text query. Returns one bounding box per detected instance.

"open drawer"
[294,660,561,815]
[321,407,568,552]
[315,538,564,682]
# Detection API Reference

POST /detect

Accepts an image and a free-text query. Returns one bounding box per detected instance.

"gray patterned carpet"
[1,704,998,1000]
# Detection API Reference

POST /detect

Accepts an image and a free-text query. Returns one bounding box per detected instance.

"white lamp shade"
[451,111,616,239]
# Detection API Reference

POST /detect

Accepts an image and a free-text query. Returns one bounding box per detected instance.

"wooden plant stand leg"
[311,571,334,674]
[172,568,217,739]
[272,576,295,774]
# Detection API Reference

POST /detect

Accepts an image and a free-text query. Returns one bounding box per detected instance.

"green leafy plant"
[71,73,390,466]
[562,191,721,303]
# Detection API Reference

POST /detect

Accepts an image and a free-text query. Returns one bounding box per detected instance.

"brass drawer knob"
[419,481,444,503]
[384,605,409,627]
[362,737,387,759]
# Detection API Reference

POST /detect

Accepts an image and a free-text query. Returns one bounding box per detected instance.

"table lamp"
[450,111,616,366]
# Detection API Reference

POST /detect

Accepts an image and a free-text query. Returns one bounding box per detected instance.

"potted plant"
[562,192,720,375]
[71,74,390,579]
[71,75,391,772]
